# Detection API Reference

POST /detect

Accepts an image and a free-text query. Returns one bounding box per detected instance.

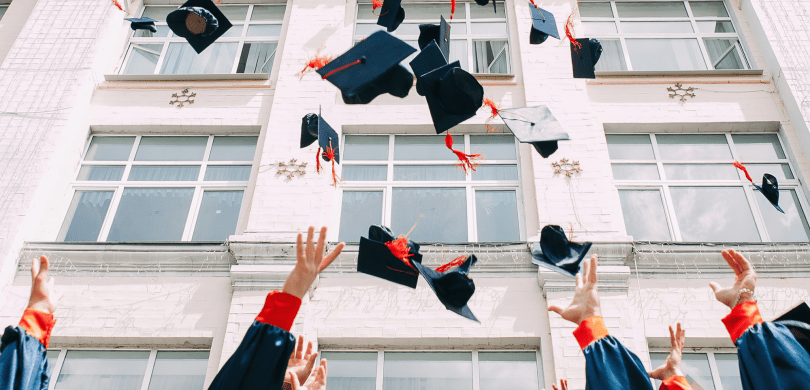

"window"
[338,135,523,243]
[0,4,8,20]
[608,133,810,242]
[321,350,543,390]
[121,5,284,75]
[46,349,209,390]
[355,2,512,74]
[59,135,257,242]
[651,351,742,390]
[579,1,749,71]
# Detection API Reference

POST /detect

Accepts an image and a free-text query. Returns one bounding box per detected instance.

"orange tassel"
[445,132,483,174]
[435,255,467,273]
[733,161,754,183]
[372,0,387,15]
[482,98,500,133]
[315,147,322,174]
[565,12,582,52]
[385,236,416,269]
[450,0,456,19]
[298,49,332,81]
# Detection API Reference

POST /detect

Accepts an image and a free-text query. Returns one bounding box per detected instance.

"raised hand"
[551,378,568,390]
[27,256,60,314]
[287,359,327,390]
[283,227,345,299]
[709,249,757,309]
[287,336,318,386]
[648,323,686,381]
[548,255,602,325]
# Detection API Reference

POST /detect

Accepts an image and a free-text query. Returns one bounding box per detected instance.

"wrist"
[26,301,54,314]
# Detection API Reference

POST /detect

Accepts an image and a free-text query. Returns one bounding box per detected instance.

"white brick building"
[0,0,809,389]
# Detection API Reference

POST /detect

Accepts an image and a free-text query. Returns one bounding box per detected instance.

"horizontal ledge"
[595,70,764,77]
[103,73,270,81]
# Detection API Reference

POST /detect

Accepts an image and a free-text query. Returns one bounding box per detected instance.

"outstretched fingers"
[319,243,345,272]
[730,249,753,273]
[588,255,598,285]
[305,226,315,264]
[721,250,741,275]
[314,227,327,268]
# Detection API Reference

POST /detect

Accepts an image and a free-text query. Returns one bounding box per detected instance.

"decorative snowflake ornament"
[275,159,308,179]
[667,83,696,102]
[170,88,196,108]
[552,158,582,177]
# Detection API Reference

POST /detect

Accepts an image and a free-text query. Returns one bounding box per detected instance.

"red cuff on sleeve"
[722,301,763,343]
[660,375,692,390]
[254,291,302,332]
[18,308,56,349]
[573,316,609,350]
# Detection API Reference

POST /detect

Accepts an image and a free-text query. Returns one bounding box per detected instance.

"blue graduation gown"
[0,309,55,390]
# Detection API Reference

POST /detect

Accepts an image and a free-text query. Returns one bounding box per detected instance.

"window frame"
[60,134,257,242]
[338,134,526,243]
[610,132,810,242]
[649,348,740,390]
[579,0,751,71]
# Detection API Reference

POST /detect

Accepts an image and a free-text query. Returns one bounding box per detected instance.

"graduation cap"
[570,38,603,79]
[410,41,448,96]
[125,17,158,33]
[529,5,559,45]
[499,106,569,158]
[418,16,451,60]
[420,61,484,134]
[531,225,593,278]
[411,255,479,322]
[734,162,785,213]
[774,302,810,355]
[300,112,341,186]
[357,225,423,288]
[376,0,405,32]
[317,31,415,104]
[166,0,233,54]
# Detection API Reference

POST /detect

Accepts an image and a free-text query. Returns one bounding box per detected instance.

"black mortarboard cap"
[357,225,423,288]
[756,174,785,213]
[126,17,158,33]
[570,38,603,79]
[499,106,569,158]
[418,16,451,60]
[411,255,479,322]
[317,31,416,104]
[529,5,559,45]
[774,302,810,355]
[166,0,232,54]
[410,41,448,96]
[421,62,484,134]
[377,0,405,32]
[299,113,340,162]
[531,225,592,278]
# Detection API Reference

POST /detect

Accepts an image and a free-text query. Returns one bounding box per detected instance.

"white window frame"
[611,132,810,242]
[339,134,525,242]
[46,348,210,390]
[579,0,750,71]
[354,2,513,75]
[119,4,285,75]
[649,348,740,390]
[321,349,544,390]
[60,135,256,242]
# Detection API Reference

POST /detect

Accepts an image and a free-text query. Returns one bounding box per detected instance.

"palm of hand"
[27,256,59,314]
[716,271,756,306]
[559,287,600,325]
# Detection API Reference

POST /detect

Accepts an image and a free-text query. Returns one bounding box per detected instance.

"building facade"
[0,0,809,389]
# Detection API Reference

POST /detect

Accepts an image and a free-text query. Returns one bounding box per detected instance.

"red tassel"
[528,0,538,8]
[372,0,388,16]
[733,161,754,183]
[435,255,467,273]
[445,132,483,174]
[324,144,343,187]
[385,236,416,269]
[112,0,124,11]
[298,49,332,81]
[450,0,456,19]
[315,147,322,174]
[482,98,500,133]
[566,12,582,52]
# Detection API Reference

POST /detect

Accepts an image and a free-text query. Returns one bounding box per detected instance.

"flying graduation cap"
[774,302,810,356]
[499,106,569,158]
[734,162,785,213]
[376,0,406,32]
[418,16,451,60]
[529,5,560,45]
[300,113,341,186]
[125,17,158,33]
[419,60,484,134]
[166,0,232,54]
[410,41,448,97]
[570,38,603,79]
[411,255,479,322]
[317,31,415,104]
[531,225,593,278]
[357,225,424,288]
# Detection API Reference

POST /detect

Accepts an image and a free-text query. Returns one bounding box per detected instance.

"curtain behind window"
[160,43,238,74]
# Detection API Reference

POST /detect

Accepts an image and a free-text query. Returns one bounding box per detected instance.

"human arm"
[648,323,692,390]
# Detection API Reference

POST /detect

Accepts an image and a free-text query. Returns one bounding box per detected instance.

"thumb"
[548,305,564,315]
[31,258,40,279]
[709,282,721,295]
[287,371,301,390]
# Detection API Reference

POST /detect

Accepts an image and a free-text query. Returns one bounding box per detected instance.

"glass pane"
[135,136,208,161]
[141,6,175,20]
[343,165,387,181]
[55,351,150,390]
[583,21,618,35]
[394,165,465,181]
[656,134,731,160]
[320,352,377,390]
[616,2,688,17]
[476,190,520,241]
[470,3,506,18]
[77,165,125,181]
[395,136,456,160]
[473,40,509,73]
[471,22,507,35]
[209,136,258,161]
[606,134,655,160]
[622,21,694,33]
[147,351,209,390]
[86,136,135,161]
[107,188,195,241]
[618,190,671,241]
[626,39,707,71]
[46,350,60,376]
[651,353,717,390]
[450,22,467,34]
[663,164,738,180]
[450,40,470,71]
[391,188,467,242]
[128,166,200,181]
[697,21,735,33]
[355,23,387,36]
[220,24,244,38]
[383,352,472,390]
[579,2,614,17]
[670,187,760,242]
[594,39,627,70]
[731,134,786,160]
[246,24,282,36]
[160,43,238,74]
[611,164,660,180]
[393,23,420,36]
[714,354,744,390]
[472,165,519,180]
[690,1,729,17]
[219,5,249,20]
[469,135,516,159]
[339,191,383,242]
[133,25,170,37]
[251,5,286,20]
[238,42,277,73]
[758,189,810,242]
[704,39,746,69]
[740,164,793,181]
[479,352,538,390]
[345,135,389,161]
[123,44,163,74]
[192,191,244,241]
[204,165,252,181]
[404,3,452,20]
[60,191,113,242]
